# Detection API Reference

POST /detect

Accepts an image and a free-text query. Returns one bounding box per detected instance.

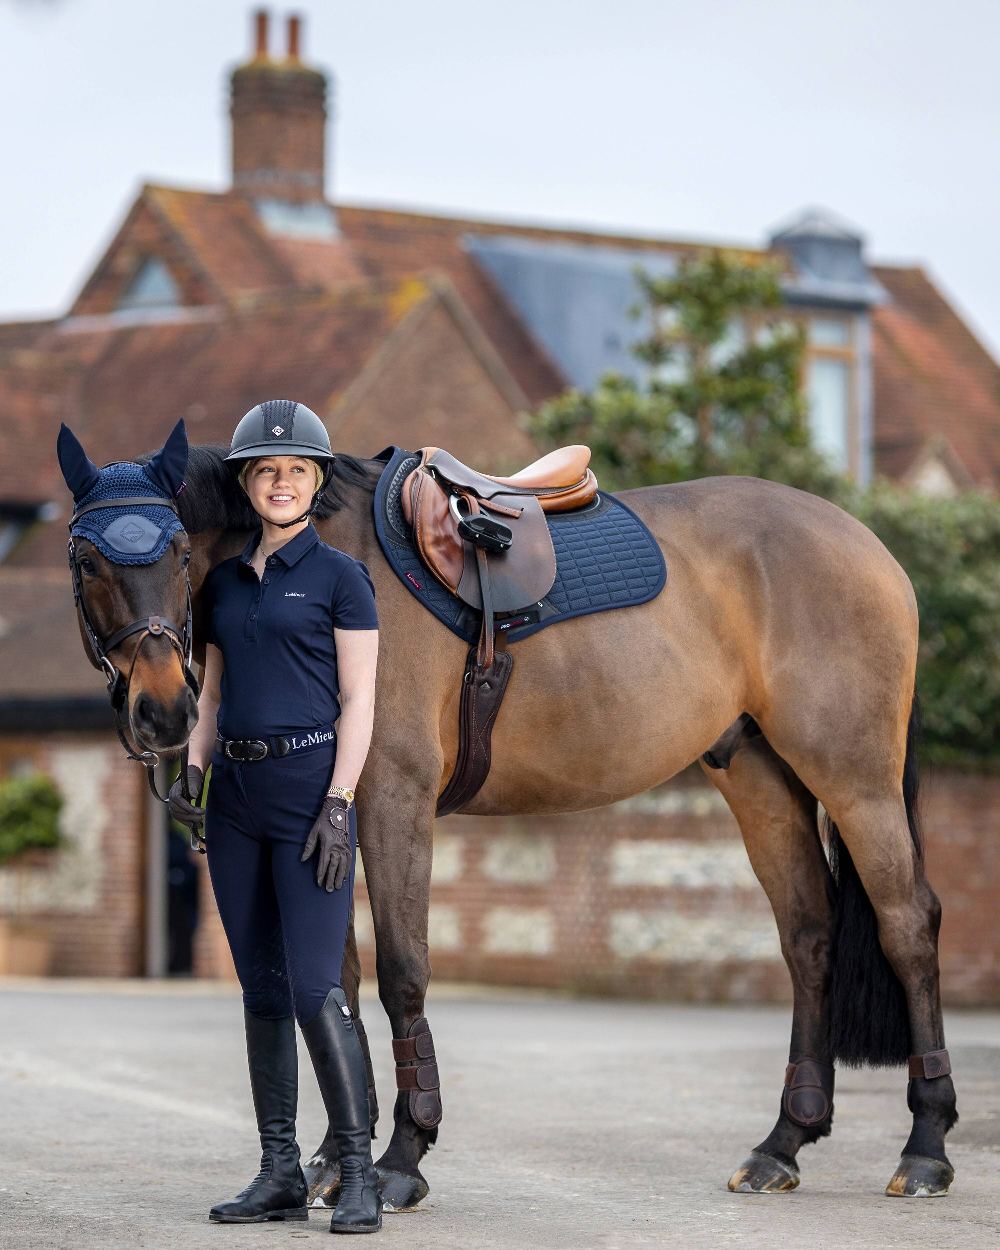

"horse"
[57,422,958,1209]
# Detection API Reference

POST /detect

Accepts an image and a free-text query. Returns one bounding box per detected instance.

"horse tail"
[827,695,922,1067]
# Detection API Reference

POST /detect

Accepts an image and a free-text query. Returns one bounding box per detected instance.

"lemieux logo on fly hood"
[284,591,306,598]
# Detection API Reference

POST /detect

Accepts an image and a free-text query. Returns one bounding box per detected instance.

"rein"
[67,493,201,821]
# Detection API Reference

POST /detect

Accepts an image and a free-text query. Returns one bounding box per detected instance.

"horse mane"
[135,444,383,534]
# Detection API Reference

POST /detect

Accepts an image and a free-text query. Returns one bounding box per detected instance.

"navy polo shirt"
[202,522,378,738]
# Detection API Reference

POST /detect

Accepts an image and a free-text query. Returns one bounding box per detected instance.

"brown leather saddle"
[400,445,598,815]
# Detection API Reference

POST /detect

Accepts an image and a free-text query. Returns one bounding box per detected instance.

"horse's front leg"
[358,757,442,1212]
[704,737,837,1193]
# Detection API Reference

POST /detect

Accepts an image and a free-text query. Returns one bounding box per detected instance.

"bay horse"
[59,428,957,1208]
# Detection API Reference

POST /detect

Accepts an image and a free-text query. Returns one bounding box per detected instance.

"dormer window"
[116,256,181,312]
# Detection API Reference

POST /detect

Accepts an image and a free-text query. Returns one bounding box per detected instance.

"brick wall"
[17,740,994,1007]
[350,766,1000,1007]
[0,734,146,976]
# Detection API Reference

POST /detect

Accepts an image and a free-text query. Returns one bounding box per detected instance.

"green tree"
[527,248,841,497]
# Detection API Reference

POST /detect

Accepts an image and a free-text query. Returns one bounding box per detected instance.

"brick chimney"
[230,11,328,205]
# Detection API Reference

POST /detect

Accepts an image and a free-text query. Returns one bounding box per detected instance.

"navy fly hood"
[57,419,189,565]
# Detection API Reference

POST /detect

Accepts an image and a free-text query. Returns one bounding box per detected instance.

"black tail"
[828,696,922,1067]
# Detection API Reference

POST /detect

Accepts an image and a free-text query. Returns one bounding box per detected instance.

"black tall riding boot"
[301,987,382,1234]
[209,1010,309,1223]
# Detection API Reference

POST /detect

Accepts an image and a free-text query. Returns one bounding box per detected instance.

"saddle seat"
[480,444,595,497]
[400,445,598,619]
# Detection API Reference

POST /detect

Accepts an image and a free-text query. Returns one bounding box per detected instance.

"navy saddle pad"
[371,446,667,646]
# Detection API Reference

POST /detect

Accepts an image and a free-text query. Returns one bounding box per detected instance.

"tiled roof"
[871,266,1000,489]
[7,184,1000,503]
[0,280,426,568]
[145,185,298,296]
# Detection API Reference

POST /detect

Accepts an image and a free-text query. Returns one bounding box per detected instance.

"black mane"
[136,444,385,535]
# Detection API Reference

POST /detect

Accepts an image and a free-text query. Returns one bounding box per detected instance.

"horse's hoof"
[885,1154,954,1197]
[728,1151,800,1193]
[304,1156,341,1209]
[376,1167,429,1212]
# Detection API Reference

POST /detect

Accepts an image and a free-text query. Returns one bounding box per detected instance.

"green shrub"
[849,484,1000,770]
[0,772,65,863]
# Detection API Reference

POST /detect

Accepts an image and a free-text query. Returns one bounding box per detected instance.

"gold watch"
[326,785,355,806]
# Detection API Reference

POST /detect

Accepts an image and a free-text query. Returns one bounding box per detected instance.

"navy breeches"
[205,740,356,1026]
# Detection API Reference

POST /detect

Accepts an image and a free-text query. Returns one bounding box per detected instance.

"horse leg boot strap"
[208,1011,308,1223]
[392,1017,443,1129]
[909,1049,951,1079]
[300,986,382,1234]
[782,1057,835,1128]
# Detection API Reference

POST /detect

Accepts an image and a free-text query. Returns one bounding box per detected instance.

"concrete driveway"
[1,979,997,1249]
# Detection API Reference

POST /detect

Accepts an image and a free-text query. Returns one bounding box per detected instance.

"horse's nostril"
[133,692,158,728]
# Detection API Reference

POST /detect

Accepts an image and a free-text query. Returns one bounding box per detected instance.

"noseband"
[67,492,200,805]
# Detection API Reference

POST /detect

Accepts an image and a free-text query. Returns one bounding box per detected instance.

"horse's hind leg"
[302,918,380,1208]
[762,692,958,1197]
[824,790,957,1196]
[702,736,837,1193]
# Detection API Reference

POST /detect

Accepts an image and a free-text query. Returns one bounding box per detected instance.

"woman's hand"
[167,765,206,846]
[301,796,352,891]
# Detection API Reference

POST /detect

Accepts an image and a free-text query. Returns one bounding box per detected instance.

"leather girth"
[436,642,514,819]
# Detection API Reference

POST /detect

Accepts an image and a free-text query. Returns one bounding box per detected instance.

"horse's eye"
[78,557,96,576]
[182,550,192,568]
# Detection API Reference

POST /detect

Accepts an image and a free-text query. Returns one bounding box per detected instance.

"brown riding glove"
[301,795,352,892]
[167,765,206,848]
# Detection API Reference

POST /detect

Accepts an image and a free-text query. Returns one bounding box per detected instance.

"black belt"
[215,724,337,762]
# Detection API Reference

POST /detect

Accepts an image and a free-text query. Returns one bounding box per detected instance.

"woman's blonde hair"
[237,457,324,495]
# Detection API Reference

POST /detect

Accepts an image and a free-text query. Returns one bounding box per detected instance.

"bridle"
[67,491,201,805]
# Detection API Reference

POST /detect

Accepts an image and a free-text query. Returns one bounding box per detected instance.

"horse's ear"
[56,423,101,501]
[145,418,189,497]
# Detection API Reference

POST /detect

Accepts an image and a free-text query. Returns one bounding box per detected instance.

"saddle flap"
[406,466,556,612]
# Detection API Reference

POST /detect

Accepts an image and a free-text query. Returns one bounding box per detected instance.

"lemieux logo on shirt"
[284,591,307,598]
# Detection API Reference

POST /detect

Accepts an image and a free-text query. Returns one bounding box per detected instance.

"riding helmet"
[226,400,335,526]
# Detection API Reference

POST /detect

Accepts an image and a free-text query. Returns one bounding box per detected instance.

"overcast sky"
[3,0,999,356]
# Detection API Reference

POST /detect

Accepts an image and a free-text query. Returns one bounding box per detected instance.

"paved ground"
[1,979,997,1250]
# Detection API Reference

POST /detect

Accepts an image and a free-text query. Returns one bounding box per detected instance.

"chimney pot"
[287,15,301,61]
[254,9,269,59]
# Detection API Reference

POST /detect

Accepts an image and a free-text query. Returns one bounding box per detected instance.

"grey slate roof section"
[770,208,887,309]
[465,234,679,389]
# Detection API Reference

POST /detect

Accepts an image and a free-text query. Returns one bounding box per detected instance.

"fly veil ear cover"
[58,420,189,565]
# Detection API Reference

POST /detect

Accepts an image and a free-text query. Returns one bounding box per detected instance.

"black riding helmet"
[225,399,335,529]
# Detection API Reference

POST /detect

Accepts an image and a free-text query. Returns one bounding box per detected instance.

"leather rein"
[66,493,200,806]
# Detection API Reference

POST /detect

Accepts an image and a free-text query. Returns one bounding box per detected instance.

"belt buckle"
[223,739,239,761]
[246,739,268,762]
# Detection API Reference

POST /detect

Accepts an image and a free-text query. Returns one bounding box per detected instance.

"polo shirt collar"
[238,522,320,569]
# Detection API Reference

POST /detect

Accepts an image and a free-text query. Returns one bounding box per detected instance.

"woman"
[168,400,382,1234]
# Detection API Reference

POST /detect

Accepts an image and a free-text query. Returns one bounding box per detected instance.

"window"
[116,257,180,312]
[805,316,856,474]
